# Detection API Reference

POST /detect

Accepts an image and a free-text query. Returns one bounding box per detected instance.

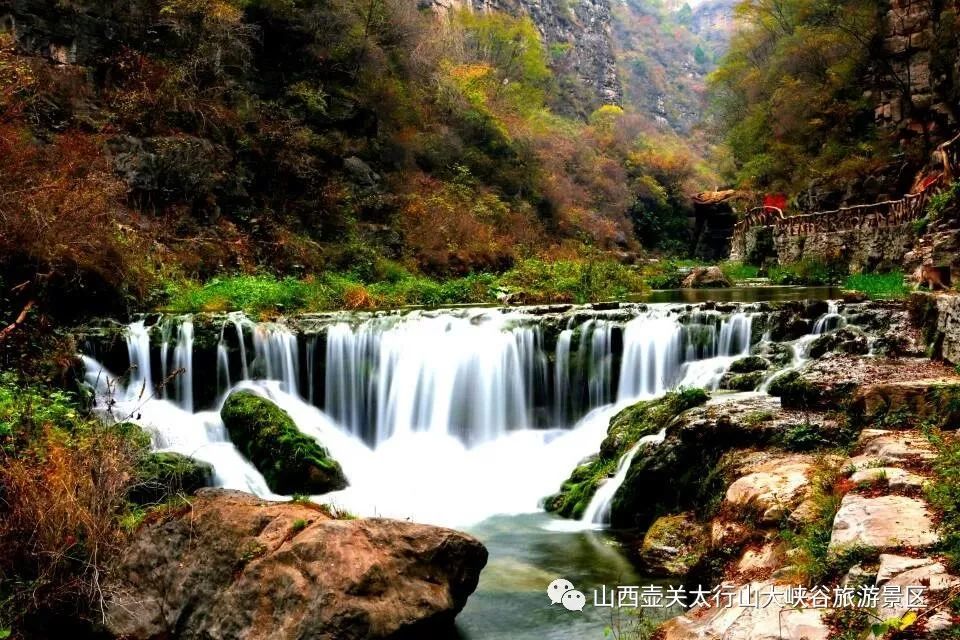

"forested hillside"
[0,0,716,326]
[710,0,960,208]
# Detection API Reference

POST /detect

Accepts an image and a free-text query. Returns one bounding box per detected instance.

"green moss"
[719,371,763,391]
[545,388,709,519]
[130,451,214,506]
[767,371,818,408]
[221,391,347,495]
[728,356,769,374]
[925,426,960,572]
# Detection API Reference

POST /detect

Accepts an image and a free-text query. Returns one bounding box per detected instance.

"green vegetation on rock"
[130,452,214,506]
[221,391,347,495]
[545,388,708,519]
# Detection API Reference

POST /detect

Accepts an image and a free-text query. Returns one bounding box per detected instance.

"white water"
[581,428,666,525]
[81,305,776,528]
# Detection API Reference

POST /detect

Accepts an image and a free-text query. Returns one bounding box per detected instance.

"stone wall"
[911,292,960,364]
[773,224,918,274]
[875,0,960,146]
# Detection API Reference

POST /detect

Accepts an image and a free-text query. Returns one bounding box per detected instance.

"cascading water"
[813,300,843,335]
[581,428,667,525]
[81,304,780,528]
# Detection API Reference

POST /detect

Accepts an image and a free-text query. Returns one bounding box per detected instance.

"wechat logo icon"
[547,578,586,612]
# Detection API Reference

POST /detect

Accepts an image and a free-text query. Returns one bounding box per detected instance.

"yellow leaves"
[160,0,244,24]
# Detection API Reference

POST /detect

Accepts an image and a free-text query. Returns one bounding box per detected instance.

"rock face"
[724,458,811,524]
[429,0,622,113]
[681,266,731,288]
[106,489,488,640]
[829,494,939,552]
[912,291,960,365]
[221,391,348,495]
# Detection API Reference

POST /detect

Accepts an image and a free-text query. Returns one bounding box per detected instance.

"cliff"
[430,0,622,115]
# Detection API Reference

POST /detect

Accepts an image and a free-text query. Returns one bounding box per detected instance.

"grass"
[163,258,647,315]
[767,259,845,286]
[843,271,910,300]
[720,261,760,282]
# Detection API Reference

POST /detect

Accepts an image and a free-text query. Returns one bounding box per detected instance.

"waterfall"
[581,428,667,525]
[80,303,815,528]
[173,318,194,412]
[216,324,230,398]
[813,301,843,334]
[126,320,153,400]
[252,323,299,396]
[553,329,573,425]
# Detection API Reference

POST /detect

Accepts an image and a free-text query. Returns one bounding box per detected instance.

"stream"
[78,289,838,639]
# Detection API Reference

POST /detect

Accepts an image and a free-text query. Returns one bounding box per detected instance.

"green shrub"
[768,259,846,286]
[928,180,960,220]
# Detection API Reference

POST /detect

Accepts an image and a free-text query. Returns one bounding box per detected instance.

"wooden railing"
[730,132,960,248]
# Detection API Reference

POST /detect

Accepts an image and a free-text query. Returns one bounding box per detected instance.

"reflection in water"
[452,513,680,640]
[637,286,840,304]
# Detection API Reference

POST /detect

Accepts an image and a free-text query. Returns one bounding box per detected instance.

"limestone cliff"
[429,0,622,115]
[874,0,960,147]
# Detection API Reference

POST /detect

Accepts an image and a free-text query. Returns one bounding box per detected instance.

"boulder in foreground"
[106,489,488,640]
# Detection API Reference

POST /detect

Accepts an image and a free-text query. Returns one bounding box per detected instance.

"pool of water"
[634,285,840,304]
[450,513,680,640]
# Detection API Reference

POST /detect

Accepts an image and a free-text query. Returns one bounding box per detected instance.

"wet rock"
[105,490,488,640]
[728,355,770,374]
[807,326,869,359]
[829,495,939,552]
[681,266,731,288]
[638,513,707,577]
[546,389,709,520]
[750,341,794,367]
[718,371,763,391]
[221,391,347,495]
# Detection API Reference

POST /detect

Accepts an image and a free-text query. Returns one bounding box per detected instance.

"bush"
[768,259,846,286]
[0,377,147,634]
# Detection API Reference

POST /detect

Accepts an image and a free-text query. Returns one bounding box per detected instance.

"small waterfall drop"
[581,428,666,525]
[813,300,843,334]
[553,329,573,426]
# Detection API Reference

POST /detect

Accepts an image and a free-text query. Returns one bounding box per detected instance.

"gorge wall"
[429,0,622,113]
[874,0,960,146]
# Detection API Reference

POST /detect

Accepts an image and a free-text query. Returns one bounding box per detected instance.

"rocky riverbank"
[545,293,960,638]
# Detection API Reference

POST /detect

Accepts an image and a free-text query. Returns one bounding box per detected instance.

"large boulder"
[681,266,731,289]
[105,489,488,640]
[221,391,347,495]
[544,389,709,519]
[829,494,939,552]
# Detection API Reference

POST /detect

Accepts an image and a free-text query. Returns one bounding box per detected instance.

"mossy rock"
[221,391,347,495]
[131,452,214,505]
[728,356,770,374]
[750,342,793,367]
[638,512,707,577]
[545,388,709,519]
[767,371,819,409]
[719,371,763,391]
